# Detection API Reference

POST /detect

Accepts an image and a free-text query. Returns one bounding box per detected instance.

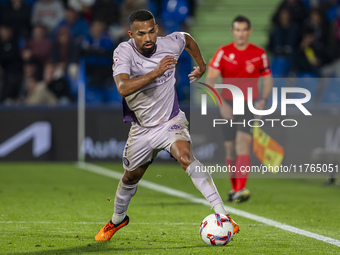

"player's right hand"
[219,101,233,120]
[153,56,177,77]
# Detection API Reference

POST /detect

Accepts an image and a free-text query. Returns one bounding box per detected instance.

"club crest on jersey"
[246,63,255,73]
[123,157,130,166]
[168,124,182,131]
[113,58,119,67]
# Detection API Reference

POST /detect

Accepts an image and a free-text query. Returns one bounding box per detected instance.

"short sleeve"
[166,32,186,55]
[112,43,132,77]
[259,51,272,76]
[209,46,224,71]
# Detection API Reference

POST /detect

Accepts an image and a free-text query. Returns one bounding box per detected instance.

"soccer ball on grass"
[200,213,233,246]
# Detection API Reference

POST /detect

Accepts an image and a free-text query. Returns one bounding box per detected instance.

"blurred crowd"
[0,0,196,105]
[1,0,340,106]
[268,0,340,78]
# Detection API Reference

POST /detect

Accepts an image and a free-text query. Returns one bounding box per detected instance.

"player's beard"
[141,42,156,54]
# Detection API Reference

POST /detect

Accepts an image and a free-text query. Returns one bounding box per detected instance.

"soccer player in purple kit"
[95,9,239,241]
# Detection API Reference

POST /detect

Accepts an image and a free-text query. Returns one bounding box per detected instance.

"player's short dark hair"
[129,9,154,25]
[232,15,251,29]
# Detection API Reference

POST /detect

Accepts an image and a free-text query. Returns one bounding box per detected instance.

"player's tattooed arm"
[114,56,177,97]
[182,32,206,83]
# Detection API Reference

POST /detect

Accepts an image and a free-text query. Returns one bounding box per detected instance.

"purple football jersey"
[113,32,186,127]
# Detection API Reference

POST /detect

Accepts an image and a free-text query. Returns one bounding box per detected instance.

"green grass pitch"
[0,162,339,254]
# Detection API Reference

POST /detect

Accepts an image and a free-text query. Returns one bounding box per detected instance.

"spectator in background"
[31,0,65,32]
[268,8,299,76]
[293,27,323,76]
[51,26,79,75]
[0,24,23,103]
[121,0,147,22]
[1,0,32,40]
[68,0,95,22]
[294,20,340,77]
[44,62,75,103]
[49,26,78,103]
[81,20,114,102]
[24,75,58,105]
[161,0,191,33]
[52,7,89,44]
[107,0,140,45]
[303,8,329,50]
[269,8,299,56]
[325,0,339,22]
[20,58,40,96]
[22,24,52,73]
[92,0,121,27]
[272,0,308,27]
[326,0,340,58]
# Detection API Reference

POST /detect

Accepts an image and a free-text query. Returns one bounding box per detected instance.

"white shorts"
[122,111,191,171]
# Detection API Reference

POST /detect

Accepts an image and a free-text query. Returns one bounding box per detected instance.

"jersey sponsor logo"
[248,56,261,63]
[222,55,238,65]
[246,63,255,73]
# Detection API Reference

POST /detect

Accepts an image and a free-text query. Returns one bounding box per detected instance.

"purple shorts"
[122,111,191,171]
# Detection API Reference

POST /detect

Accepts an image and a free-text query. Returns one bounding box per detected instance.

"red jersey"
[209,43,271,101]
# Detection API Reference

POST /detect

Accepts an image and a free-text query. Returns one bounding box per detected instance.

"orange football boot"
[95,215,129,241]
[227,215,239,234]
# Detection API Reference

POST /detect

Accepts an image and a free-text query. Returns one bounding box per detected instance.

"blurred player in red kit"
[207,15,274,203]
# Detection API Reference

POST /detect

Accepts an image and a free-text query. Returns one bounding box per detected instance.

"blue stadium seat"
[106,83,122,105]
[86,85,105,103]
[270,56,291,78]
[75,59,122,104]
[176,50,191,102]
[161,0,190,33]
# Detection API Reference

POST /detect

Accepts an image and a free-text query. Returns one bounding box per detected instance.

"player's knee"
[226,148,236,159]
[179,154,192,170]
[122,173,140,185]
[235,141,251,155]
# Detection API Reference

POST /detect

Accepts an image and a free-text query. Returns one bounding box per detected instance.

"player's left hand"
[188,66,205,83]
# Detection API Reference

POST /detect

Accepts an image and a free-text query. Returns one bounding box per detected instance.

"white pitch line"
[77,162,340,247]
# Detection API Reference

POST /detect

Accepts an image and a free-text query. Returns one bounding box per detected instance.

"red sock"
[235,154,251,192]
[226,158,236,191]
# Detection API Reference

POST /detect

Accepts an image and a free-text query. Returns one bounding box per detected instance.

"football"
[200,214,234,246]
